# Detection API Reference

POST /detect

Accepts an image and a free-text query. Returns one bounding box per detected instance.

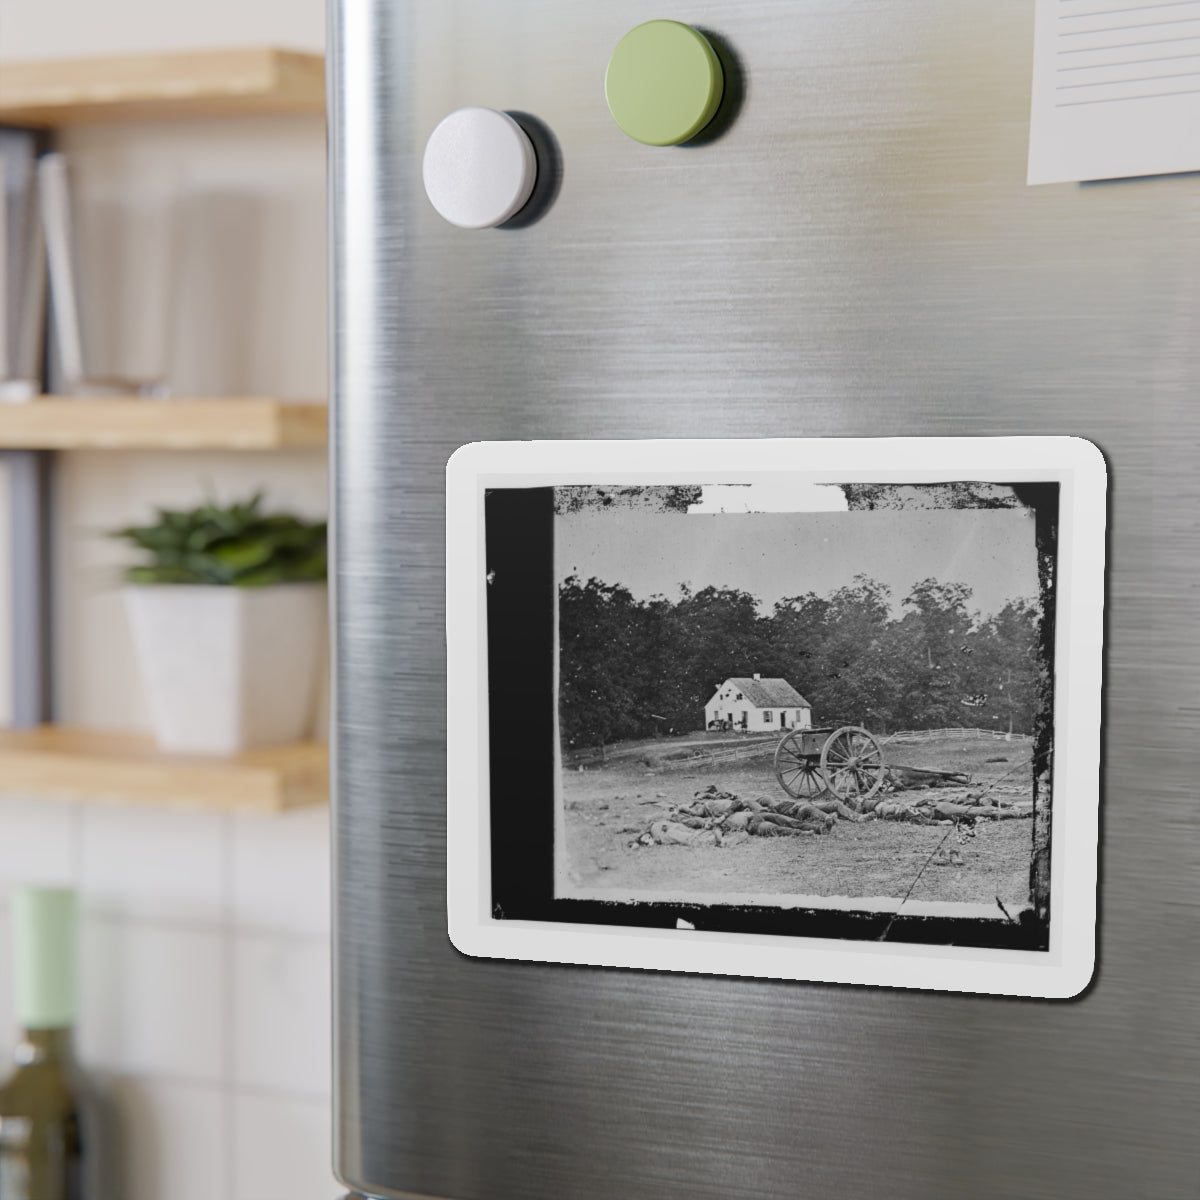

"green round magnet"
[605,20,724,146]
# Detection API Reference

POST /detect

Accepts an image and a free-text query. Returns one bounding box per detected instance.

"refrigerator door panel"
[330,2,1200,1197]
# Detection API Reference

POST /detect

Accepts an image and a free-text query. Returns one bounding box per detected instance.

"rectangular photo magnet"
[446,438,1106,998]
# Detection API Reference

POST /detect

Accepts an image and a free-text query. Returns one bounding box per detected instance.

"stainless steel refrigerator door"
[329,2,1200,1198]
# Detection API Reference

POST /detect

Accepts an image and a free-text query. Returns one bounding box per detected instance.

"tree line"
[558,574,1044,752]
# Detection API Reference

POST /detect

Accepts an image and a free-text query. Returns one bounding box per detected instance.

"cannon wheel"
[773,732,826,799]
[820,726,885,804]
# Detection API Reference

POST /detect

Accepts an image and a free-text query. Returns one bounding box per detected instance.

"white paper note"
[1028,0,1200,184]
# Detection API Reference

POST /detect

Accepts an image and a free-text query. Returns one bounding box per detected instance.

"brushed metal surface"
[330,2,1200,1197]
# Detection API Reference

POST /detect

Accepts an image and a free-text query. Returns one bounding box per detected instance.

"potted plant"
[113,494,327,755]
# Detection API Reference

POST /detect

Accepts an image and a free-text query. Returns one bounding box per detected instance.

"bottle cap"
[12,887,77,1029]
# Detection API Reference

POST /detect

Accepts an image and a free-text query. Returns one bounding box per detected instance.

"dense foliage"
[113,494,327,587]
[559,573,1043,751]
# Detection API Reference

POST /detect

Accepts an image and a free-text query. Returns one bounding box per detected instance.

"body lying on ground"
[634,782,1031,847]
[679,787,863,824]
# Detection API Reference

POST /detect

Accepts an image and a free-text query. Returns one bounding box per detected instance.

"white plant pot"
[124,583,326,756]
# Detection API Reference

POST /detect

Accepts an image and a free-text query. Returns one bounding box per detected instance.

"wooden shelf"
[0,397,327,450]
[0,726,327,813]
[0,48,325,127]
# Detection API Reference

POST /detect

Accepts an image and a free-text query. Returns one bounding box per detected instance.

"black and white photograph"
[552,480,1053,940]
[448,437,1104,993]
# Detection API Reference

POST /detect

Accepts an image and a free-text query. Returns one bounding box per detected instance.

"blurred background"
[0,0,334,1197]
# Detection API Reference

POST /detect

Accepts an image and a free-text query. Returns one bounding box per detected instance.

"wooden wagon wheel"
[773,731,826,799]
[819,726,885,804]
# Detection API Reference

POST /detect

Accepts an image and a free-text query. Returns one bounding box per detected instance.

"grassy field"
[559,732,1034,915]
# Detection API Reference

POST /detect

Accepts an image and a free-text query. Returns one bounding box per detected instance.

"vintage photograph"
[452,437,1103,989]
[553,481,1053,931]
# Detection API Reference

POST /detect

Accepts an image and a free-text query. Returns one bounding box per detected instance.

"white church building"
[704,675,812,732]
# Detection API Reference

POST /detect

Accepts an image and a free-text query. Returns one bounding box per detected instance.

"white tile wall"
[233,935,331,1097]
[81,805,225,924]
[0,796,78,887]
[232,1093,339,1200]
[0,798,334,1197]
[232,806,331,936]
[80,918,225,1080]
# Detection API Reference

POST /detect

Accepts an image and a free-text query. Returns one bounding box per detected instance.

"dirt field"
[560,733,1034,914]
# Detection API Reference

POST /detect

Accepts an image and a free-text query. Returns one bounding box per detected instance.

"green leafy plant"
[112,494,327,587]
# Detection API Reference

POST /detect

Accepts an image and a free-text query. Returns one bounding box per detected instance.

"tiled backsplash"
[0,793,336,1200]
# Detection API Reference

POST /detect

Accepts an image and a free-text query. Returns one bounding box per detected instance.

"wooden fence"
[882,727,1032,744]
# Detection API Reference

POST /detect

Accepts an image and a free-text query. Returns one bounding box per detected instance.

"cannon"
[773,725,886,804]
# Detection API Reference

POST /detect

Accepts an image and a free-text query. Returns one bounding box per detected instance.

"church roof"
[723,677,810,709]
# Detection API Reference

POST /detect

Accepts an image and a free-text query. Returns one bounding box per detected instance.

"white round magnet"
[422,107,538,229]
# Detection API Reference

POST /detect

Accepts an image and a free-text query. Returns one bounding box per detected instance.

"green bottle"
[0,888,89,1200]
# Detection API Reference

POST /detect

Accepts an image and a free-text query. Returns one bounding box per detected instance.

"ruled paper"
[1028,0,1200,183]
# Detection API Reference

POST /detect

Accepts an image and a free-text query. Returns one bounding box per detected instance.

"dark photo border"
[485,484,1057,954]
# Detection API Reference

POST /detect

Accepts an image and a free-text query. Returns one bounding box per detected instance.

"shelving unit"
[0,49,330,812]
[0,397,327,450]
[0,48,325,126]
[0,726,327,813]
